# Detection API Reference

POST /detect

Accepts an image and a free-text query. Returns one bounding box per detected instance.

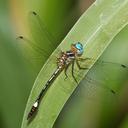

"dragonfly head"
[71,42,83,56]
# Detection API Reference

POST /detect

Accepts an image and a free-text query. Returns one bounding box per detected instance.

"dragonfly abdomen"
[27,67,61,119]
[38,67,62,100]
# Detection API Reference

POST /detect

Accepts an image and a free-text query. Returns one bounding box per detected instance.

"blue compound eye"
[75,42,83,55]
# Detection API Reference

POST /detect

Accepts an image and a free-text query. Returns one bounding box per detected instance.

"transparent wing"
[78,61,128,102]
[17,36,48,57]
[85,63,127,95]
[16,36,49,67]
[85,60,128,90]
[17,11,59,67]
[16,35,64,69]
[65,58,128,96]
[28,11,57,51]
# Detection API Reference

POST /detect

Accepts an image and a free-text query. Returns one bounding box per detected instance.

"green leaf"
[54,25,128,128]
[21,0,128,128]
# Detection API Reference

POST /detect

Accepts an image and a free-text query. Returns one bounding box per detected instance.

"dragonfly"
[27,41,95,119]
[18,11,128,120]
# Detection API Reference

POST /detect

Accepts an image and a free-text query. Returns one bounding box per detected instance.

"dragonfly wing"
[17,36,49,67]
[17,11,59,68]
[28,11,57,50]
[70,59,128,95]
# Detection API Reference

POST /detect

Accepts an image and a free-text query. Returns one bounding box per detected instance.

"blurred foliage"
[0,1,33,128]
[0,30,34,128]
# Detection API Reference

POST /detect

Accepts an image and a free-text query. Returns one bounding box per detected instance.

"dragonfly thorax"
[57,42,84,69]
[57,51,75,69]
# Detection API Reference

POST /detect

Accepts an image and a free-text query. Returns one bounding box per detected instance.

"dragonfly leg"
[64,65,70,80]
[76,59,88,70]
[71,61,78,84]
[77,57,91,62]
